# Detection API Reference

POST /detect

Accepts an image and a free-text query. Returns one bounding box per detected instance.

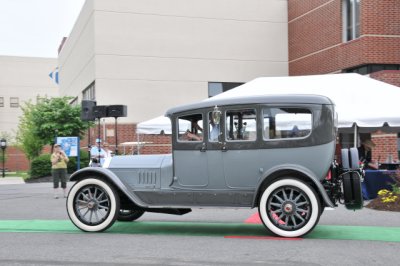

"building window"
[0,97,4,107]
[344,64,400,75]
[10,97,19,108]
[208,82,244,97]
[82,82,95,101]
[343,0,360,42]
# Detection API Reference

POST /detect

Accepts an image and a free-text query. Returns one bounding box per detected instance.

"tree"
[16,102,44,160]
[17,97,90,159]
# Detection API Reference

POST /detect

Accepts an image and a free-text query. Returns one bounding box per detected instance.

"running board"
[143,208,192,215]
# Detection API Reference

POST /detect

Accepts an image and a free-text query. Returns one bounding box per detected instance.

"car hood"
[106,154,172,169]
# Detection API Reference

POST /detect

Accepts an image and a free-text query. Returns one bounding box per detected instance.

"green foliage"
[67,149,90,174]
[0,131,15,145]
[29,150,91,179]
[16,96,91,160]
[30,154,51,178]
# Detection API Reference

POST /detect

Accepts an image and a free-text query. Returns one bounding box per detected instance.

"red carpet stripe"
[244,212,262,224]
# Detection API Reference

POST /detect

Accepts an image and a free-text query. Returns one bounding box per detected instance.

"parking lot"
[0,181,399,266]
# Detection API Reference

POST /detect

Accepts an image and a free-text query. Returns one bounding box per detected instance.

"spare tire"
[341,148,350,169]
[349,147,360,169]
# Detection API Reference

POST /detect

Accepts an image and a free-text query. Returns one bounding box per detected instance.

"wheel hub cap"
[283,202,294,214]
[87,201,96,210]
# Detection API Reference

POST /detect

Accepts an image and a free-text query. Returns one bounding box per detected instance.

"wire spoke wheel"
[267,186,311,231]
[74,185,111,226]
[259,178,321,238]
[67,178,120,232]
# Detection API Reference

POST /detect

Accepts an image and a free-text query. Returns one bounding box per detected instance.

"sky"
[0,0,85,58]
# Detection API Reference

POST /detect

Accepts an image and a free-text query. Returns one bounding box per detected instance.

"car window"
[177,114,203,142]
[208,112,221,142]
[225,109,256,141]
[263,108,312,140]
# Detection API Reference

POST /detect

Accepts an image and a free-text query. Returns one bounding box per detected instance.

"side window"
[263,108,312,140]
[208,112,221,142]
[225,109,256,141]
[177,114,203,142]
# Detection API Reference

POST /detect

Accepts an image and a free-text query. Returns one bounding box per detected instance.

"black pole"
[2,149,4,178]
[114,117,118,155]
[97,118,101,164]
[87,123,91,159]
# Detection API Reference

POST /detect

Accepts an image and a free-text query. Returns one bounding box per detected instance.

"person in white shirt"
[90,139,106,166]
[103,142,113,158]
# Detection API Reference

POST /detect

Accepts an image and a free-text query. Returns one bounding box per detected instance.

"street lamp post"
[1,138,7,178]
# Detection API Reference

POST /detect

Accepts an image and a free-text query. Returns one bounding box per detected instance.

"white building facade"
[58,0,289,124]
[0,56,59,136]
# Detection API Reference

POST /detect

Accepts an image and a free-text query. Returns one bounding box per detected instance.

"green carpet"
[0,220,399,242]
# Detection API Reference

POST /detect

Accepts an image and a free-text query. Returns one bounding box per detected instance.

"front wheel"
[67,178,120,232]
[258,178,321,238]
[117,209,145,222]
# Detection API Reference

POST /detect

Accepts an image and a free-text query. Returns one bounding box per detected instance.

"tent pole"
[353,126,358,148]
[136,130,140,155]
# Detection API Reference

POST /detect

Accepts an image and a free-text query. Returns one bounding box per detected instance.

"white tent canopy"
[208,73,400,132]
[137,116,190,134]
[137,74,400,134]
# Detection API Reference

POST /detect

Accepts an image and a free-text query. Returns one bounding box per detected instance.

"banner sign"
[56,137,79,157]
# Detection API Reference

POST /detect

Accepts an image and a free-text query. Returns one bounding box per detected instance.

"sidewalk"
[0,176,25,185]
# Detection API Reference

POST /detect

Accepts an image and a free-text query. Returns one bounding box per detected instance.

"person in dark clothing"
[358,139,378,169]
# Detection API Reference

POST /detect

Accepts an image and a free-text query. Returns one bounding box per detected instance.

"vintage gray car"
[67,94,363,237]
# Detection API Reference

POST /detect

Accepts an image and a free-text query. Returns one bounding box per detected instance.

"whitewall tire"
[67,178,120,232]
[259,178,320,238]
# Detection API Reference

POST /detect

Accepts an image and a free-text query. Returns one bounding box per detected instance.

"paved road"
[0,182,399,265]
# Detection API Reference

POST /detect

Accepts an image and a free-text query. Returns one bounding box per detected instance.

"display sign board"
[56,137,79,157]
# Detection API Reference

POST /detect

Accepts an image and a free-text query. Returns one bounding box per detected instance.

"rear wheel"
[258,178,321,238]
[67,178,120,232]
[117,209,145,222]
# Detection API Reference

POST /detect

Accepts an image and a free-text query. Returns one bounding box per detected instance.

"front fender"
[252,164,334,208]
[70,167,149,208]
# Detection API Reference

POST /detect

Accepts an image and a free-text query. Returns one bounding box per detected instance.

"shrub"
[67,149,90,173]
[29,149,90,178]
[30,154,51,178]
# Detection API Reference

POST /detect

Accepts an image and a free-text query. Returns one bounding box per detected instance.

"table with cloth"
[362,170,396,200]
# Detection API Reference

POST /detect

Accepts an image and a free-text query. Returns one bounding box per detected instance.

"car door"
[221,107,261,188]
[172,112,209,187]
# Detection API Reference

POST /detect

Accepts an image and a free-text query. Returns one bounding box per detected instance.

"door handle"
[200,143,206,152]
[221,142,227,152]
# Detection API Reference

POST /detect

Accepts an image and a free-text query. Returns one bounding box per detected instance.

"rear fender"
[69,167,148,208]
[252,164,334,208]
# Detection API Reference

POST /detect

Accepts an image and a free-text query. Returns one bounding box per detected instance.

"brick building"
[288,0,400,162]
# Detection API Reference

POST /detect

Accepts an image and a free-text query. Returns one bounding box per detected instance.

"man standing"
[90,139,106,166]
